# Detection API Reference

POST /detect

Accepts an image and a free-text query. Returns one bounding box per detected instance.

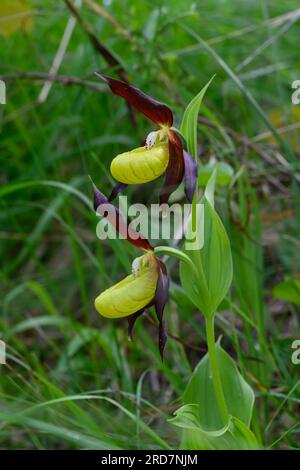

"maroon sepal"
[108,181,128,202]
[154,259,169,360]
[95,73,173,127]
[183,150,198,202]
[91,179,153,251]
[159,129,184,205]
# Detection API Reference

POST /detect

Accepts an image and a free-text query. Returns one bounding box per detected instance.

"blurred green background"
[0,0,299,449]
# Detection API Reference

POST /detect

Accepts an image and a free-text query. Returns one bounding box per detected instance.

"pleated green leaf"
[183,342,255,428]
[180,170,232,317]
[170,405,258,450]
[180,76,215,158]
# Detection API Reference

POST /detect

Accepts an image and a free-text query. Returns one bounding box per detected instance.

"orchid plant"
[90,75,260,450]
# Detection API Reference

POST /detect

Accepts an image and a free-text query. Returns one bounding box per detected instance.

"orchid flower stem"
[154,246,198,279]
[205,315,229,426]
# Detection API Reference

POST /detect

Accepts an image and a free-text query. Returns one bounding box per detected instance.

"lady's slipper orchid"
[92,181,169,359]
[95,73,198,204]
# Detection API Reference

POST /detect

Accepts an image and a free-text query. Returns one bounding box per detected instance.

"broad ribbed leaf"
[169,343,257,450]
[170,405,258,450]
[183,343,255,429]
[180,76,215,158]
[180,170,232,316]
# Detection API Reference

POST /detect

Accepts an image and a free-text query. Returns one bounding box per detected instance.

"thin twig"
[199,116,300,183]
[64,0,127,81]
[84,0,135,44]
[252,122,300,143]
[0,72,106,93]
[64,0,136,124]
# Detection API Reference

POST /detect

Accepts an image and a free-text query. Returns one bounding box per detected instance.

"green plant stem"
[205,315,229,425]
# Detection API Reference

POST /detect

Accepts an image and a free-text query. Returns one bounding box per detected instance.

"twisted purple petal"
[108,181,128,202]
[154,260,169,360]
[183,150,198,202]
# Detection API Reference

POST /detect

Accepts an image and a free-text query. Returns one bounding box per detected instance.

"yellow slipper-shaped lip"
[95,255,159,318]
[110,143,169,185]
